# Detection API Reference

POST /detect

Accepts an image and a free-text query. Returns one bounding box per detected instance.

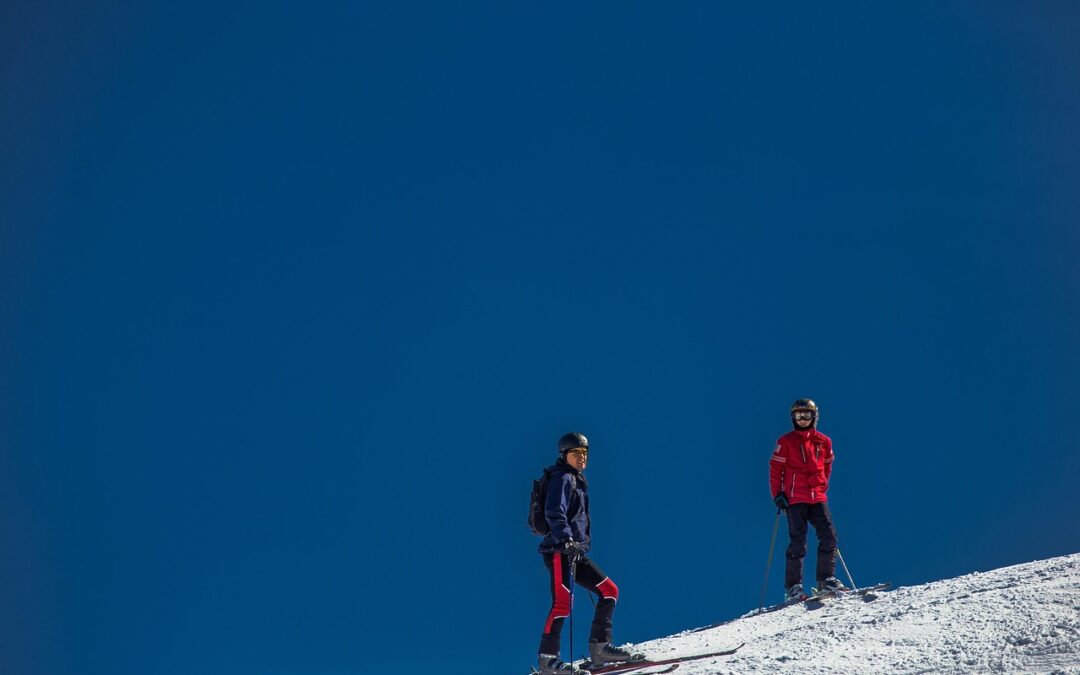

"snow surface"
[614,552,1080,674]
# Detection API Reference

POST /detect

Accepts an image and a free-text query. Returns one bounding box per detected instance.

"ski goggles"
[565,447,589,457]
[793,411,815,421]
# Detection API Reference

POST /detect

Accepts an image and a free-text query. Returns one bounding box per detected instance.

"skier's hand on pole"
[562,540,585,563]
[773,493,789,510]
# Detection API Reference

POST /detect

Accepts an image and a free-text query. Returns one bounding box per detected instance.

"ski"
[578,654,647,672]
[820,581,890,598]
[688,590,836,634]
[589,666,677,675]
[843,581,891,598]
[766,589,836,613]
[584,643,745,674]
[808,581,891,600]
[756,589,836,616]
[621,666,678,674]
[794,589,837,605]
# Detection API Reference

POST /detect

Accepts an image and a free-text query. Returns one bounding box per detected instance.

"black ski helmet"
[790,399,819,429]
[558,432,589,455]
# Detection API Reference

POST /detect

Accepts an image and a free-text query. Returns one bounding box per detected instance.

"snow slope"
[622,552,1080,674]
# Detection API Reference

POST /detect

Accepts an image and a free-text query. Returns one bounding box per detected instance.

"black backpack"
[528,467,575,536]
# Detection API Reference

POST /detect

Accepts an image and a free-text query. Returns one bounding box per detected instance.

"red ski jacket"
[769,429,834,504]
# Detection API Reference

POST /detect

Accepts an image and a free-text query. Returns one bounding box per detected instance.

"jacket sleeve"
[769,440,787,497]
[824,439,834,482]
[544,473,574,545]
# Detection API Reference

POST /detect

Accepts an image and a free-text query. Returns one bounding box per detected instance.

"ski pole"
[757,509,783,613]
[568,556,577,673]
[835,548,857,590]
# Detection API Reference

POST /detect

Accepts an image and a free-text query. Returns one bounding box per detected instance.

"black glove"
[561,540,585,562]
[773,493,789,510]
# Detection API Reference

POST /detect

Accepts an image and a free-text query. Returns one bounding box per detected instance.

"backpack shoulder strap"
[543,466,576,492]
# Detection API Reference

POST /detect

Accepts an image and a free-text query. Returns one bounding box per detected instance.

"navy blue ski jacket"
[538,458,591,554]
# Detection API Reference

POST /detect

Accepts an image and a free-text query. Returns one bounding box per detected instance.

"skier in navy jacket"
[536,432,638,675]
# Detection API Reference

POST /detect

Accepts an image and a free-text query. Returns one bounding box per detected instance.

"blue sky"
[2,3,1078,674]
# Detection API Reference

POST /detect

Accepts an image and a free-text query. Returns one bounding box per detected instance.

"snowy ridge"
[622,552,1080,674]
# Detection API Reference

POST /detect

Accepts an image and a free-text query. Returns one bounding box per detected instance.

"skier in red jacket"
[769,399,847,601]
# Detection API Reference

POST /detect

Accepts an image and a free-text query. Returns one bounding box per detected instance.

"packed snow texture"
[621,552,1080,674]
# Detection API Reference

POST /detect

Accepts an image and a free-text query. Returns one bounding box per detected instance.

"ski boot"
[588,641,644,668]
[816,576,848,593]
[785,583,807,602]
[536,653,590,675]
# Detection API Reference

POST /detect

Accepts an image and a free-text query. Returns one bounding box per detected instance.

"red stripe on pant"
[543,554,572,633]
[596,576,618,601]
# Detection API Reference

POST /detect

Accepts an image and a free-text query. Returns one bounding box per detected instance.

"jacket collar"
[553,456,588,486]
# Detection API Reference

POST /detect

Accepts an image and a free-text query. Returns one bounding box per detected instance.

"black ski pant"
[538,552,619,656]
[784,502,838,589]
